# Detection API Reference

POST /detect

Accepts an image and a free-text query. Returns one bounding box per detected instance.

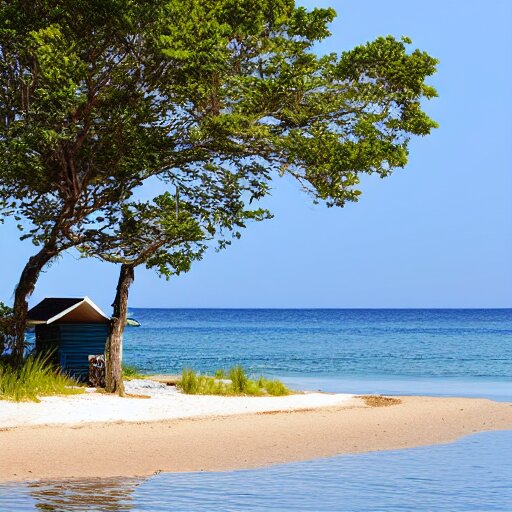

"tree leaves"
[0,0,438,276]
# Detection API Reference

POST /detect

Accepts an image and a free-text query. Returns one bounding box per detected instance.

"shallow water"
[1,431,511,511]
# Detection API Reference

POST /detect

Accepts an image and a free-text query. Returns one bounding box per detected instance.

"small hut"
[27,297,110,380]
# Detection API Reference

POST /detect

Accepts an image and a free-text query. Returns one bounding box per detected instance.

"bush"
[0,354,83,402]
[177,366,291,397]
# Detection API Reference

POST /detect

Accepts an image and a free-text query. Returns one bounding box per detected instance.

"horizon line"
[127,306,512,310]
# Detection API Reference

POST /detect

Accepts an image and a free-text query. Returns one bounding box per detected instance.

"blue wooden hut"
[28,297,110,381]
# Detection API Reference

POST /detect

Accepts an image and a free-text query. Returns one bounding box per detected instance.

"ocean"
[123,308,512,401]
[2,308,511,511]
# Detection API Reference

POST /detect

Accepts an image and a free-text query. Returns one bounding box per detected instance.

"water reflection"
[28,477,141,511]
[1,431,511,511]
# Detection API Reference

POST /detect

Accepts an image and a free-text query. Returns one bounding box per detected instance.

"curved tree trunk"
[12,244,58,366]
[105,263,135,395]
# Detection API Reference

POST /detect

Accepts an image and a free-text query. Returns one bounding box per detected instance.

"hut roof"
[27,297,110,325]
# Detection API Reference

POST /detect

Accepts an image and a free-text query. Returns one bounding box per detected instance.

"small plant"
[180,368,200,394]
[214,368,226,379]
[0,354,83,402]
[258,377,290,396]
[228,365,248,393]
[177,366,291,397]
[122,365,144,380]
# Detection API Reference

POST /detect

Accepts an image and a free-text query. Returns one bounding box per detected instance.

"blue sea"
[2,309,511,511]
[123,308,512,401]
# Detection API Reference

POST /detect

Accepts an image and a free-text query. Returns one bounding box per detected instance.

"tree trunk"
[105,263,135,396]
[12,244,58,366]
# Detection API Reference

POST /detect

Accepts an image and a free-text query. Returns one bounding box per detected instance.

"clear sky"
[0,0,511,310]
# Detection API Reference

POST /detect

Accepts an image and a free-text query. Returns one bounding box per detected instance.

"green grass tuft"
[228,365,248,393]
[258,378,290,396]
[177,366,291,397]
[214,368,225,379]
[0,354,83,402]
[122,365,144,380]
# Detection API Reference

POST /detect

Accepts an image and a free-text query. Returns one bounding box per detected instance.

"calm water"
[1,431,511,511]
[123,309,512,400]
[3,309,511,510]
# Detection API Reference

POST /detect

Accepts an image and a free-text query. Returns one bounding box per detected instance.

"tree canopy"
[1,0,438,237]
[0,0,438,367]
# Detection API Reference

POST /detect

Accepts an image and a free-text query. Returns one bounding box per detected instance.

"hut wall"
[35,325,61,367]
[36,323,108,381]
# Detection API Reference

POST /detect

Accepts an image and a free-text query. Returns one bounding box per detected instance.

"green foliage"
[0,301,13,355]
[228,364,248,393]
[0,0,171,247]
[82,193,209,279]
[179,368,206,394]
[0,354,83,402]
[0,1,438,363]
[178,366,291,396]
[0,0,438,248]
[122,365,144,380]
[257,377,290,396]
[214,368,226,379]
[0,302,12,318]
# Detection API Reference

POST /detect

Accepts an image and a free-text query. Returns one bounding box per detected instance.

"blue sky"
[0,0,511,310]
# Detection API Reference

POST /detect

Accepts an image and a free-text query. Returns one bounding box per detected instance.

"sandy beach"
[0,393,510,483]
[0,379,355,428]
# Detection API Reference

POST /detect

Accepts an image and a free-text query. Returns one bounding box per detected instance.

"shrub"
[0,354,83,402]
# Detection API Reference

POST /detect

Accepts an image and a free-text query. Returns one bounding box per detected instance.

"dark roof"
[27,298,84,322]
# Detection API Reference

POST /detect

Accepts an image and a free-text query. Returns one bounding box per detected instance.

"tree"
[0,0,179,362]
[95,196,206,395]
[1,1,438,365]
[78,169,270,393]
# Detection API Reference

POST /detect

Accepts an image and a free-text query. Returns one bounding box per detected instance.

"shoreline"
[1,395,511,483]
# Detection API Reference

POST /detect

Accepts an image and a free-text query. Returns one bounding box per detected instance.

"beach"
[1,394,510,483]
[0,378,355,427]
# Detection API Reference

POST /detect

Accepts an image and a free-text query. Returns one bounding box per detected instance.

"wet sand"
[0,395,511,482]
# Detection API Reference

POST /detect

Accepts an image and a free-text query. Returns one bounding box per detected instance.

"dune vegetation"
[0,354,83,402]
[122,365,145,380]
[178,365,290,397]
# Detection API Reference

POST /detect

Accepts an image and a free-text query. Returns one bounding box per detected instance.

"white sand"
[0,379,354,428]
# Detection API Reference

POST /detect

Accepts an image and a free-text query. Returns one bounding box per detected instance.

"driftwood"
[88,354,106,388]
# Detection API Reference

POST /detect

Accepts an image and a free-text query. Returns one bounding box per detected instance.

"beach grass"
[122,365,145,380]
[0,354,83,402]
[178,366,291,397]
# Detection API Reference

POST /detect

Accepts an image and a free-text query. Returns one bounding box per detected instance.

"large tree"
[0,0,438,365]
[0,0,177,362]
